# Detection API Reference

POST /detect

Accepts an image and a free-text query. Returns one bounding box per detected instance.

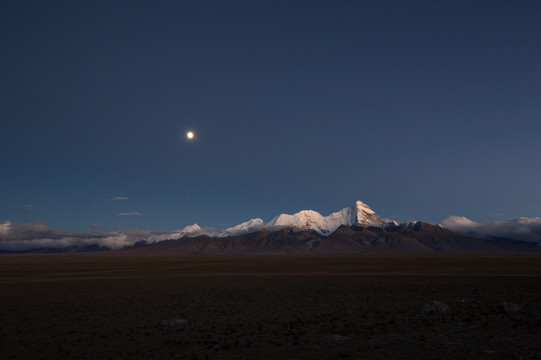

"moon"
[186,131,195,140]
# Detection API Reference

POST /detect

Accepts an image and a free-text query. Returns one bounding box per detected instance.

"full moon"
[186,131,195,140]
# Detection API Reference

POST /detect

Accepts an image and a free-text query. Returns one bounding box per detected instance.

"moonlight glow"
[186,131,195,140]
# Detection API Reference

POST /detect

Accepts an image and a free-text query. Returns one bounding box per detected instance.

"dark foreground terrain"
[1,254,541,359]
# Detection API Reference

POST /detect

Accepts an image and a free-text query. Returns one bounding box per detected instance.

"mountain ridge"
[122,221,541,255]
[2,201,540,254]
[153,201,393,242]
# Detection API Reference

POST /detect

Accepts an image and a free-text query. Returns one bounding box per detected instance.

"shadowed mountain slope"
[121,222,541,255]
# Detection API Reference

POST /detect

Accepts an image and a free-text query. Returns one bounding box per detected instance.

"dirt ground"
[1,254,541,359]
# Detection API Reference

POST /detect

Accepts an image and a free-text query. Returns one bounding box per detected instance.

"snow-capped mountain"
[147,219,266,243]
[219,218,266,237]
[4,201,541,254]
[147,224,204,243]
[154,201,390,241]
[267,201,387,235]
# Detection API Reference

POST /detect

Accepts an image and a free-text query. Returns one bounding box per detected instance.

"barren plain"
[1,254,541,359]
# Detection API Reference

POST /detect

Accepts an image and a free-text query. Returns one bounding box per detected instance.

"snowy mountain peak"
[351,201,385,226]
[146,223,203,243]
[183,224,201,232]
[354,200,375,214]
[221,218,265,237]
[267,201,387,235]
[150,201,390,243]
[267,210,324,232]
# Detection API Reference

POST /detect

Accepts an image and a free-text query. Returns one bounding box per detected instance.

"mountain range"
[146,201,388,243]
[125,201,539,255]
[3,201,540,254]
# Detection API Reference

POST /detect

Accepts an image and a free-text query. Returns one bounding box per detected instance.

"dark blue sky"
[2,0,540,231]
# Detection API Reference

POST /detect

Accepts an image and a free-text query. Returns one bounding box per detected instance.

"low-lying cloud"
[440,216,541,243]
[0,221,172,252]
[0,219,265,252]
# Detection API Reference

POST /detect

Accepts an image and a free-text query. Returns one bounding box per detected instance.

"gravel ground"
[1,254,540,359]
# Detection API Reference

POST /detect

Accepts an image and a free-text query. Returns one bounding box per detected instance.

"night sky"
[2,1,540,232]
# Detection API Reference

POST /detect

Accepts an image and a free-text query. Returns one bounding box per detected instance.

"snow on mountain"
[148,201,390,243]
[267,210,326,233]
[220,218,265,237]
[147,223,205,243]
[147,219,266,243]
[267,201,387,235]
[181,224,203,234]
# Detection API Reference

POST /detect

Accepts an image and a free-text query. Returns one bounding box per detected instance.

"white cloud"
[117,212,144,216]
[0,221,11,235]
[0,235,129,252]
[110,196,129,201]
[440,216,541,243]
[439,216,479,232]
[0,221,174,251]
